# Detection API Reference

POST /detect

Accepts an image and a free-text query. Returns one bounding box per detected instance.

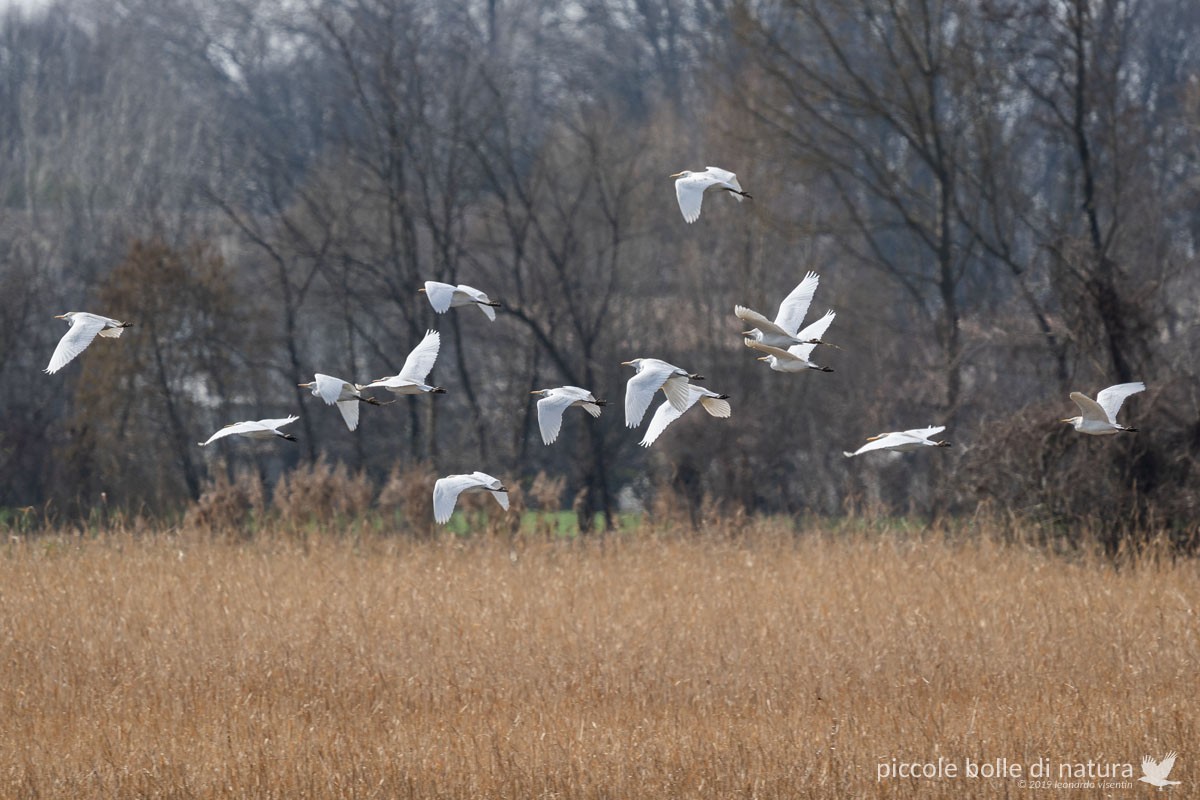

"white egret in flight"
[745,310,837,373]
[530,386,606,445]
[737,272,833,348]
[420,280,500,321]
[670,166,750,223]
[844,426,950,457]
[433,472,509,525]
[358,330,445,396]
[299,374,388,431]
[639,386,731,447]
[621,358,703,428]
[1061,382,1144,435]
[45,312,132,374]
[198,416,299,446]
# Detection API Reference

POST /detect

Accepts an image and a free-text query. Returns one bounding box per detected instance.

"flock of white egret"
[44,168,1146,524]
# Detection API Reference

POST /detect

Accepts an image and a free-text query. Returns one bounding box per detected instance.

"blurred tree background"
[2,0,1199,540]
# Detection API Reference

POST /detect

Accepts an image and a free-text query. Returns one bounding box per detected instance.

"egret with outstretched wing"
[433,472,509,524]
[199,416,299,446]
[1061,382,1144,435]
[621,358,702,428]
[669,166,751,223]
[844,426,950,457]
[45,312,132,374]
[359,330,445,396]
[299,373,387,431]
[736,272,833,348]
[530,386,606,445]
[420,280,500,321]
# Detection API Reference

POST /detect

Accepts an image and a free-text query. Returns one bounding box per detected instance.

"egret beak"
[53,314,67,319]
[1059,418,1073,424]
[742,330,756,336]
[865,434,887,441]
[418,287,426,293]
[669,172,685,178]
[620,360,634,366]
[530,390,543,395]
[756,356,770,361]
[297,382,313,388]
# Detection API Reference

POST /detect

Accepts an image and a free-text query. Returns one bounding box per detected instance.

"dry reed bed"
[0,526,1194,798]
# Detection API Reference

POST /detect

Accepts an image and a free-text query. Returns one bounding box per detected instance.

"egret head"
[1060,416,1081,427]
[53,312,75,320]
[530,389,549,396]
[756,355,772,363]
[621,359,642,369]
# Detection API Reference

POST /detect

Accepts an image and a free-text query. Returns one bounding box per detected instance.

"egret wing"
[661,374,693,413]
[45,314,109,374]
[734,306,792,338]
[560,386,602,416]
[468,471,504,492]
[536,392,576,445]
[773,272,820,334]
[433,474,476,524]
[674,175,707,223]
[198,420,263,446]
[844,432,907,457]
[1069,392,1111,424]
[488,489,510,511]
[1094,382,1144,423]
[704,166,740,190]
[312,373,348,405]
[639,398,690,447]
[789,310,837,361]
[744,339,796,360]
[698,393,731,418]
[399,330,441,383]
[335,400,360,431]
[257,415,299,432]
[625,361,677,427]
[457,285,497,320]
[905,426,946,440]
[422,281,456,313]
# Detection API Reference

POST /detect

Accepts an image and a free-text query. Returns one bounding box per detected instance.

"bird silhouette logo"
[1139,751,1181,789]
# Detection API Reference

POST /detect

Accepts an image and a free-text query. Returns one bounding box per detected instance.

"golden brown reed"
[0,522,1194,798]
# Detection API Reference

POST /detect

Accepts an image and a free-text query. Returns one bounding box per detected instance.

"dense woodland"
[2,0,1199,538]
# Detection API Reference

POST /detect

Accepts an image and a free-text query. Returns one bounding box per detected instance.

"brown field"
[0,521,1194,798]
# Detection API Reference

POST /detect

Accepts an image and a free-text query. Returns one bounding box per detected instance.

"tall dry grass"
[0,521,1194,798]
